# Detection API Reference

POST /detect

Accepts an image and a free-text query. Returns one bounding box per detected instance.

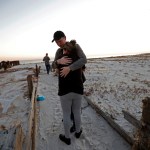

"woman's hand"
[60,66,71,77]
[57,56,72,65]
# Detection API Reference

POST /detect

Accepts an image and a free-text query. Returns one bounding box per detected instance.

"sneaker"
[59,134,71,145]
[75,130,82,138]
[70,124,76,133]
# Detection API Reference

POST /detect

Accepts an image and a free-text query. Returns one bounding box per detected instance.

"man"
[43,53,51,74]
[52,31,87,145]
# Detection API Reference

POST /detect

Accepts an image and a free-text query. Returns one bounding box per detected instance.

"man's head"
[52,31,66,48]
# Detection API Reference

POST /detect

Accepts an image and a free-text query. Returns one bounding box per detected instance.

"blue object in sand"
[37,95,45,101]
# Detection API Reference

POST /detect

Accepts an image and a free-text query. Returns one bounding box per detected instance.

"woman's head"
[62,40,76,54]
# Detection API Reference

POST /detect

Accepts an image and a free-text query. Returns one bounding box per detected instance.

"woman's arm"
[54,48,72,67]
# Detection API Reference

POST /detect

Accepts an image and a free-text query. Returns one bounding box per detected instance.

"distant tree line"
[0,60,20,70]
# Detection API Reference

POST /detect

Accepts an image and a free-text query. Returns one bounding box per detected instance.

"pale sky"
[0,0,150,61]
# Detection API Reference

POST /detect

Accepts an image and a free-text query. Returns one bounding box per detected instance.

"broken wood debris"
[84,96,133,145]
[123,97,150,150]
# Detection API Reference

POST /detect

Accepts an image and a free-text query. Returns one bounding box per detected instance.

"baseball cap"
[52,31,66,42]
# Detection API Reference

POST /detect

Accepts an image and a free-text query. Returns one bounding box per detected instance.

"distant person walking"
[43,53,51,74]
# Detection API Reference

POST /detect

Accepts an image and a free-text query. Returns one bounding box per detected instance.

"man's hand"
[60,66,71,77]
[57,56,72,65]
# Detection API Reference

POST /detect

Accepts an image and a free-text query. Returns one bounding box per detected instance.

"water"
[19,52,146,65]
[20,59,43,65]
[20,58,54,65]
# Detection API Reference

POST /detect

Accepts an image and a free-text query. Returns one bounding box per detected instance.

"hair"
[62,40,76,52]
[70,40,76,46]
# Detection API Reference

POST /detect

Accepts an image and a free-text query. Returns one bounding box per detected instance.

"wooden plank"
[14,124,24,150]
[122,110,150,131]
[35,64,38,77]
[25,75,39,150]
[27,75,33,99]
[26,85,36,150]
[84,96,133,145]
[32,86,38,150]
[122,110,141,128]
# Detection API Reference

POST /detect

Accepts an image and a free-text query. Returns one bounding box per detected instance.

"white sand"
[0,53,149,149]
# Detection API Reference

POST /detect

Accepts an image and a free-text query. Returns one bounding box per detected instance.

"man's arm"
[69,44,87,71]
[59,44,87,77]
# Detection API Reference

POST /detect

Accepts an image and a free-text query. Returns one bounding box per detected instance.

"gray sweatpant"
[60,92,82,138]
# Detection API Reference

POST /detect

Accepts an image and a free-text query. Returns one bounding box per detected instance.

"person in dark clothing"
[43,53,51,74]
[52,31,87,145]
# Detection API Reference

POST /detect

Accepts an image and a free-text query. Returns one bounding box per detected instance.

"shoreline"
[1,52,150,64]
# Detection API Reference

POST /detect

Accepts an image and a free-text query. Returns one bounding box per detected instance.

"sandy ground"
[36,70,130,150]
[0,53,149,149]
[84,53,150,137]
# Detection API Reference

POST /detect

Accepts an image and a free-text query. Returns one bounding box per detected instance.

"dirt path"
[36,67,131,150]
